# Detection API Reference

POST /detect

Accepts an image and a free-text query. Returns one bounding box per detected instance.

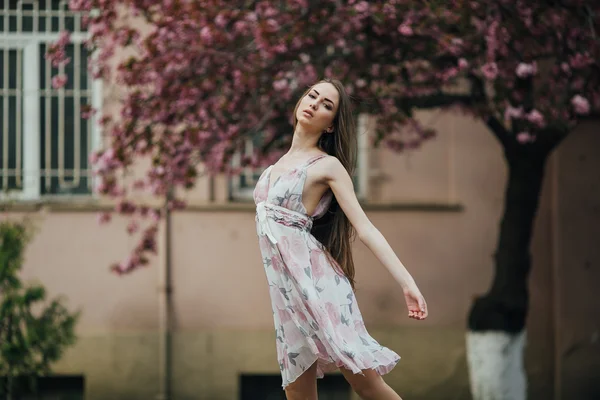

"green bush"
[0,220,80,398]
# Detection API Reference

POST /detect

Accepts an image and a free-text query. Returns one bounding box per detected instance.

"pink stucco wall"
[5,112,598,399]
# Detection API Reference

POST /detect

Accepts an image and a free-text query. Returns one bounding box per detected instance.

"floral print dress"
[254,154,400,388]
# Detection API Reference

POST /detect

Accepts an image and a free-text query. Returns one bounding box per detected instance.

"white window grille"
[230,114,371,201]
[0,0,101,200]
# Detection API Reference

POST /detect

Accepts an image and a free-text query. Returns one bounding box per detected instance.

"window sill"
[0,198,113,212]
[1,199,464,213]
[191,201,464,213]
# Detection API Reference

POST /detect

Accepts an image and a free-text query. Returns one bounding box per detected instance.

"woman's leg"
[339,367,402,400]
[284,360,319,400]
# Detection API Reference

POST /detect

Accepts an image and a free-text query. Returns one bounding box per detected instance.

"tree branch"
[486,116,512,148]
[399,93,475,109]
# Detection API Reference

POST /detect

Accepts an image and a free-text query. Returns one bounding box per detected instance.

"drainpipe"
[550,155,562,400]
[157,191,173,400]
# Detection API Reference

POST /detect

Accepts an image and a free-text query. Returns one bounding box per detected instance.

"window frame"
[229,113,371,202]
[0,9,102,201]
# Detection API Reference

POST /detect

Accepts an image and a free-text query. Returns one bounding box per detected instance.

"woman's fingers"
[408,304,427,319]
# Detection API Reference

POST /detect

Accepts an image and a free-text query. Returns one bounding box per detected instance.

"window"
[0,1,101,200]
[230,114,371,202]
[239,373,350,399]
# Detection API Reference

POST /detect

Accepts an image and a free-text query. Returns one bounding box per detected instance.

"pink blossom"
[515,62,537,78]
[299,53,310,63]
[168,198,187,210]
[398,24,413,36]
[81,105,96,119]
[116,199,136,215]
[526,109,545,127]
[51,74,68,89]
[150,209,161,222]
[68,0,90,11]
[127,220,139,235]
[516,132,535,144]
[504,105,523,120]
[233,20,248,34]
[48,0,600,276]
[57,30,71,46]
[272,43,287,54]
[571,95,590,114]
[273,79,288,91]
[441,67,458,81]
[200,26,213,45]
[569,53,593,69]
[481,62,499,80]
[354,1,369,13]
[97,212,112,224]
[89,151,100,165]
[215,13,227,28]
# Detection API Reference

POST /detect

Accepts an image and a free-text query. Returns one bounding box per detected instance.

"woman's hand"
[403,284,428,320]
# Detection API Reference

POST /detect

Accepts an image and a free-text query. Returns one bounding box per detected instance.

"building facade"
[1,2,599,399]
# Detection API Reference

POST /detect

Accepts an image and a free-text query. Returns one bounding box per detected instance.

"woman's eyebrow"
[312,89,335,105]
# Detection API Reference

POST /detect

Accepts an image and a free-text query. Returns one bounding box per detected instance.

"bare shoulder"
[318,155,350,182]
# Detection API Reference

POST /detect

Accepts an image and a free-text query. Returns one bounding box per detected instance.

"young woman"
[253,79,428,400]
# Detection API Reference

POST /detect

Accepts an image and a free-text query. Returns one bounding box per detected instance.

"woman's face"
[295,82,340,134]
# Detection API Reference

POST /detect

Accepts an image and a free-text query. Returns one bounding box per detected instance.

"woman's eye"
[308,94,316,99]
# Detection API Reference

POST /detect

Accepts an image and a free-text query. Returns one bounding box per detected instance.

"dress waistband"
[256,201,313,244]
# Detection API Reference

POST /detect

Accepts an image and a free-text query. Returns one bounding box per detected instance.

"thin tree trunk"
[468,145,548,332]
[466,121,568,400]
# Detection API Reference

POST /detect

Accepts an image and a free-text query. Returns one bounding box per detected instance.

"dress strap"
[302,154,328,169]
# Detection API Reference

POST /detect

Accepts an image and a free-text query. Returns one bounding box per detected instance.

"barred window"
[0,1,101,200]
[229,114,371,202]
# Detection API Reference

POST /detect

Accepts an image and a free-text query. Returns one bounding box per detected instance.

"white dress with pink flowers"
[253,154,400,388]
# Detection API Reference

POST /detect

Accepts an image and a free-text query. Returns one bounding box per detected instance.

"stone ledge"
[1,199,464,213]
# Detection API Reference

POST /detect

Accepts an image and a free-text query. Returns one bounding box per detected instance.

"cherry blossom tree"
[49,1,599,398]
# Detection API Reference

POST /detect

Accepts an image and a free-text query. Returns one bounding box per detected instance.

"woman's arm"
[321,156,428,319]
[322,157,414,289]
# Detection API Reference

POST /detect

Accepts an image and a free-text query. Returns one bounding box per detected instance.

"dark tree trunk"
[468,122,566,333]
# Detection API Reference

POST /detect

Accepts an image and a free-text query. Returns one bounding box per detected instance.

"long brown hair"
[292,78,358,289]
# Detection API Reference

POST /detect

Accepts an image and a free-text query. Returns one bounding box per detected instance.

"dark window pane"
[22,15,34,32]
[240,374,350,399]
[2,0,85,33]
[51,15,59,31]
[39,15,46,32]
[80,46,89,90]
[0,96,23,192]
[7,51,19,89]
[0,49,22,192]
[39,42,91,196]
[21,2,34,32]
[9,15,17,32]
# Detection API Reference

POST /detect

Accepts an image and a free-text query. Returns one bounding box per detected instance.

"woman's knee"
[351,379,382,399]
[342,369,386,399]
[284,381,318,400]
[284,361,318,400]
